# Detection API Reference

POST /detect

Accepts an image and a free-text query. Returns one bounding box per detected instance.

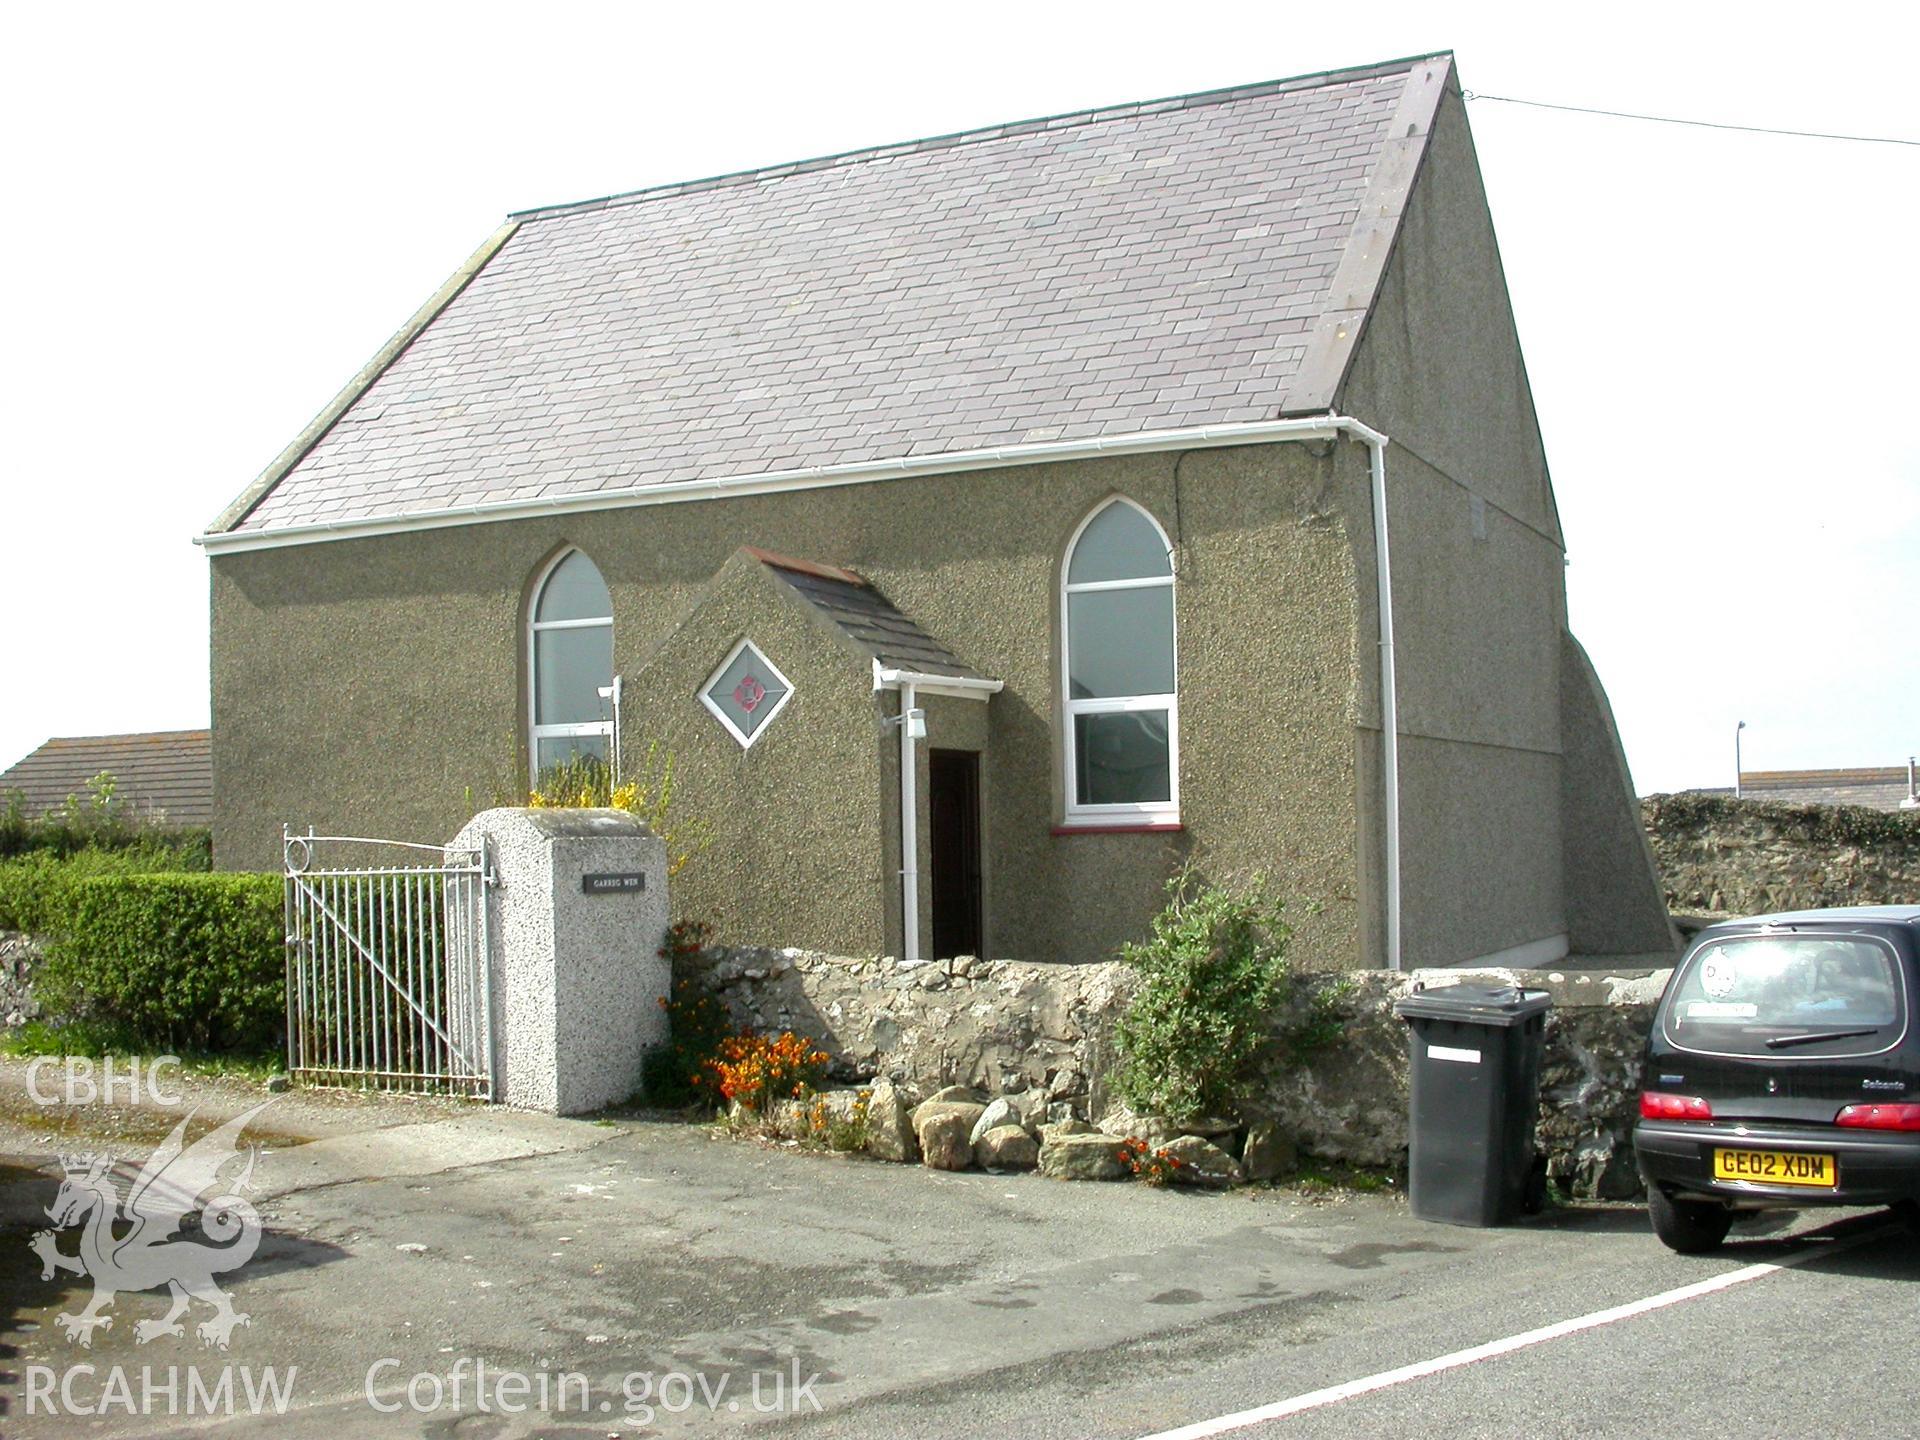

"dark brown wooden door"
[928,749,983,959]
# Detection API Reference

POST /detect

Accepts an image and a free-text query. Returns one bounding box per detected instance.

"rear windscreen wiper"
[1764,1028,1881,1050]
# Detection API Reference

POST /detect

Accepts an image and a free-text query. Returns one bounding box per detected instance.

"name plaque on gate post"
[582,871,646,896]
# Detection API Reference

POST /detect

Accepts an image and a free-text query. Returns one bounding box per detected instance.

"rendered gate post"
[450,807,669,1114]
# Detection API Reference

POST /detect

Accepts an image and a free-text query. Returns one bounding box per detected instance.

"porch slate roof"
[749,550,989,684]
[221,54,1450,536]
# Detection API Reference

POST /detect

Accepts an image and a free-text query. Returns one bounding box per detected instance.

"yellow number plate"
[1712,1148,1837,1188]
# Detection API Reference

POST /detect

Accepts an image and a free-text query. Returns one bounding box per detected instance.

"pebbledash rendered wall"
[212,440,1376,969]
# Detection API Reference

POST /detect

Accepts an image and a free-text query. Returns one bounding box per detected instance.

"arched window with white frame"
[1061,497,1178,822]
[527,548,614,783]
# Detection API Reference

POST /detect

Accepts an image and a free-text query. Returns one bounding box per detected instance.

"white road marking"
[1141,1226,1890,1439]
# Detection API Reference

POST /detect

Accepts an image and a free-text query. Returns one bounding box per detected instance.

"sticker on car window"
[1682,1001,1759,1021]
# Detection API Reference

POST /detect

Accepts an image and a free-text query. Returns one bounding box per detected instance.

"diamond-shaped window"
[700,639,794,748]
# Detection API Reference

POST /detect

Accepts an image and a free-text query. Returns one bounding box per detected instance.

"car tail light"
[1640,1091,1713,1121]
[1834,1103,1920,1131]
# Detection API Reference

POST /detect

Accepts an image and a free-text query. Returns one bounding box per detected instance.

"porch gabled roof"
[746,549,991,686]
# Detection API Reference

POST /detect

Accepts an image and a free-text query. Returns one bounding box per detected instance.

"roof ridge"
[41,730,211,746]
[1743,767,1911,783]
[509,52,1450,223]
[741,546,867,587]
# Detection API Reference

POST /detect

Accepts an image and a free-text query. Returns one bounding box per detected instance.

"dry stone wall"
[1644,793,1920,916]
[1,931,42,1028]
[681,946,1133,1120]
[681,946,1667,1198]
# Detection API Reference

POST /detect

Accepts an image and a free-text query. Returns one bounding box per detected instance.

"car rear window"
[1663,934,1906,1057]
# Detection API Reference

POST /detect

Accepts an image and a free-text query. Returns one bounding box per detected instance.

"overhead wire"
[1461,90,1920,148]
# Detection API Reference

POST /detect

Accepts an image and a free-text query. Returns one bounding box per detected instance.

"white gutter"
[195,417,1352,555]
[873,663,1004,700]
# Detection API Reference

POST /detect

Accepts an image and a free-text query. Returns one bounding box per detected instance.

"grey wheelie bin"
[1392,982,1552,1226]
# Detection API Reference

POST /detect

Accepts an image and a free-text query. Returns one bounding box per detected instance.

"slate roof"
[221,54,1450,537]
[0,731,214,828]
[1736,768,1919,813]
[748,550,991,683]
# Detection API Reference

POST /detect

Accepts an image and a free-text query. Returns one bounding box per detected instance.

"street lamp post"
[1735,721,1747,799]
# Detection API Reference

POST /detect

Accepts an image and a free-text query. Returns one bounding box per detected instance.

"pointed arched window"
[1061,498,1178,821]
[527,548,614,783]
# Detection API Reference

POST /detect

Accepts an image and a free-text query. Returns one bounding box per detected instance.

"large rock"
[1178,1115,1241,1140]
[1037,1117,1097,1147]
[1161,1135,1243,1188]
[1099,1103,1181,1151]
[1006,1089,1050,1131]
[976,1124,1040,1171]
[913,1100,987,1153]
[920,1110,975,1171]
[969,1097,1021,1146]
[865,1078,918,1163]
[1241,1123,1296,1182]
[1040,1131,1128,1181]
[924,1084,988,1107]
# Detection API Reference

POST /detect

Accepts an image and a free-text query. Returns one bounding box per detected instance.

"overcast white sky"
[1,1,1914,797]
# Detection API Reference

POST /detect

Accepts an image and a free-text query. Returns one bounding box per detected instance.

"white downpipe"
[898,681,921,965]
[875,667,991,964]
[1339,419,1402,973]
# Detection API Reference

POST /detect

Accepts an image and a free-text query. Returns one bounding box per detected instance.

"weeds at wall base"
[0,1022,285,1083]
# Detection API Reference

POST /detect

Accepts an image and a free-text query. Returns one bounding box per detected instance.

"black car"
[1633,904,1920,1252]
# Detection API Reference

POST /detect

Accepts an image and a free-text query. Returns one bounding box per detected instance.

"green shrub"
[33,873,284,1055]
[1113,869,1294,1122]
[0,844,204,934]
[523,745,712,879]
[801,1090,871,1152]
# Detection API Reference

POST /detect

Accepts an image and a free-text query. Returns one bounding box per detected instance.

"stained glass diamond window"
[700,639,794,748]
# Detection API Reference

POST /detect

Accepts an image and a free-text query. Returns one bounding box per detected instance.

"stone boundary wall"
[1,931,42,1028]
[1644,792,1920,917]
[682,946,1668,1199]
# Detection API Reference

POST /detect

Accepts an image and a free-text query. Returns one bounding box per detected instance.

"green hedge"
[34,873,284,1055]
[0,845,212,933]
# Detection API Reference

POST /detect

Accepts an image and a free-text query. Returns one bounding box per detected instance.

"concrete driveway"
[2,1072,1914,1438]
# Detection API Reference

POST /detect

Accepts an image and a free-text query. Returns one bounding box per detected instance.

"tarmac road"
[2,1082,1913,1439]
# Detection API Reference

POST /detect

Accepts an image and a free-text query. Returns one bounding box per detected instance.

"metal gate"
[283,827,495,1097]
